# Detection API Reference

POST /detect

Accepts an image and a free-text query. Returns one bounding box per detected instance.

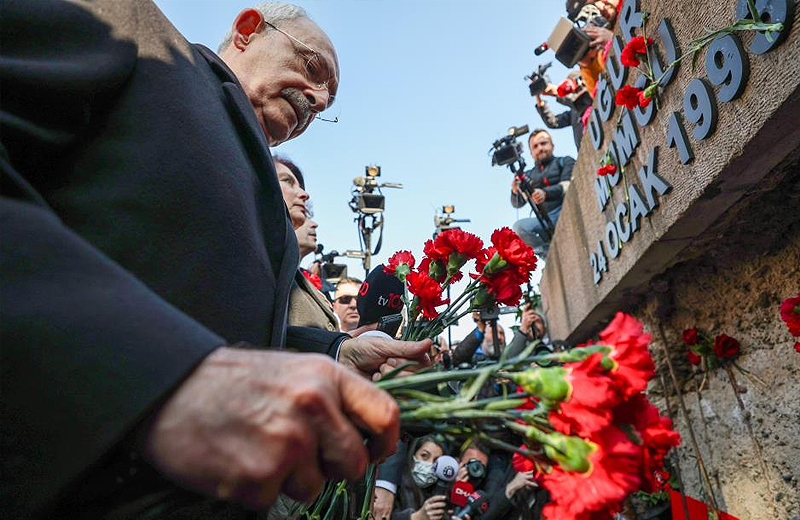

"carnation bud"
[427,259,446,281]
[643,83,659,100]
[394,263,411,282]
[511,367,569,402]
[540,432,595,473]
[446,252,468,276]
[483,252,507,275]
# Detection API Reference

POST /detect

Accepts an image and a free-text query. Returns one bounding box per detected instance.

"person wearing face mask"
[391,435,450,520]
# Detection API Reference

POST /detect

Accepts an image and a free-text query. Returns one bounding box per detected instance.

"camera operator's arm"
[510,178,527,209]
[541,156,576,203]
[535,99,571,130]
[451,323,484,366]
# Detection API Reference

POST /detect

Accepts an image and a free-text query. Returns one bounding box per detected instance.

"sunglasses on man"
[335,295,356,305]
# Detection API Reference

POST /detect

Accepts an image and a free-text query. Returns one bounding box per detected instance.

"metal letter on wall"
[606,36,629,91]
[619,0,642,42]
[705,34,749,102]
[613,109,641,166]
[594,176,611,212]
[651,19,681,87]
[588,109,604,150]
[637,147,672,210]
[632,75,656,127]
[735,0,794,54]
[666,112,694,164]
[596,76,615,122]
[683,78,718,141]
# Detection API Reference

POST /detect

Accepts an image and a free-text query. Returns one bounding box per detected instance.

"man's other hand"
[531,188,546,205]
[519,304,537,338]
[511,177,520,195]
[338,335,432,380]
[144,348,399,509]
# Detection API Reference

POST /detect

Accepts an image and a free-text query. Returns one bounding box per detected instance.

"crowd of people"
[0,1,623,520]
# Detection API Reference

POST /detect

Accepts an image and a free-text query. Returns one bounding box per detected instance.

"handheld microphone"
[534,42,549,55]
[449,481,474,508]
[315,243,324,255]
[453,490,489,520]
[432,456,459,497]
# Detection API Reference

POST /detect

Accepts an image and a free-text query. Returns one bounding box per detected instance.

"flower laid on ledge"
[682,327,740,365]
[597,164,617,177]
[779,292,800,352]
[620,35,653,67]
[615,83,658,110]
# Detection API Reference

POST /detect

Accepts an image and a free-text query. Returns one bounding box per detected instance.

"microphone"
[432,456,459,497]
[357,265,406,327]
[315,243,324,255]
[453,490,489,520]
[449,481,474,508]
[534,42,549,55]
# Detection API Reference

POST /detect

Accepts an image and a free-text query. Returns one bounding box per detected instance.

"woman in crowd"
[391,435,450,520]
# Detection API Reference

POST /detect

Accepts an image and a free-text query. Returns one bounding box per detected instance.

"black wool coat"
[0,0,346,517]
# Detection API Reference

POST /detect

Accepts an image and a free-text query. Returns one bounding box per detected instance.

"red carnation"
[482,268,524,306]
[540,425,641,520]
[302,270,323,291]
[549,353,622,438]
[384,250,416,278]
[491,227,538,272]
[423,236,452,262]
[615,85,641,109]
[419,256,446,283]
[712,333,740,360]
[682,328,699,346]
[597,164,617,177]
[620,36,653,67]
[637,89,652,108]
[598,313,655,398]
[439,228,484,260]
[512,450,536,473]
[686,350,702,366]
[780,293,800,336]
[473,247,497,274]
[795,342,800,353]
[406,270,449,320]
[614,394,681,493]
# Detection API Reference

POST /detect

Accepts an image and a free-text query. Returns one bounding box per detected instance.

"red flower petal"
[712,333,740,360]
[614,85,641,110]
[780,294,800,336]
[598,313,655,398]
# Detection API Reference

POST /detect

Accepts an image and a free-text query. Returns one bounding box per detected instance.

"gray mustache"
[281,88,313,130]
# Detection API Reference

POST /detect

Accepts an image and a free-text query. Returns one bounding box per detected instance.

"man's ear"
[231,8,264,50]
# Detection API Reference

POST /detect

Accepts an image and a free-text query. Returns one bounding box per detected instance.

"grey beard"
[281,88,313,133]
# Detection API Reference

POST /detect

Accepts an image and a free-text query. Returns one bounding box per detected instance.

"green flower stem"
[477,433,544,461]
[358,464,377,520]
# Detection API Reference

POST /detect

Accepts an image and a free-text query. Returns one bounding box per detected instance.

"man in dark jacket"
[510,129,575,257]
[0,1,429,518]
[534,72,594,150]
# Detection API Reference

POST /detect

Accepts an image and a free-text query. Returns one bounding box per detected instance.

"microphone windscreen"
[433,456,459,482]
[357,265,405,326]
[450,481,474,507]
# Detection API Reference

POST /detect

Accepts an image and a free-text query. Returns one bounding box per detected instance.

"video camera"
[537,3,611,67]
[434,205,471,237]
[526,62,552,97]
[349,165,402,215]
[490,125,529,170]
[314,244,348,284]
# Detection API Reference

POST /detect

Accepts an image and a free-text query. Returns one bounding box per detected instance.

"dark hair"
[273,153,305,190]
[461,439,491,457]
[529,128,551,140]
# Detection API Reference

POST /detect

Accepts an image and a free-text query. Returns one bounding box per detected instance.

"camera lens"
[466,459,486,479]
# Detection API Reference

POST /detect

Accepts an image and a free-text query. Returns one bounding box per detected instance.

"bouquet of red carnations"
[295,228,680,520]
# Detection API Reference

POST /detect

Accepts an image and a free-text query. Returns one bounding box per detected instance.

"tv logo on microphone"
[377,292,403,310]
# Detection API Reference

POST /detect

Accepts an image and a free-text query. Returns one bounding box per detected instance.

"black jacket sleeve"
[452,328,482,366]
[377,439,409,489]
[535,101,571,130]
[285,326,350,358]
[1,2,224,516]
[542,156,576,203]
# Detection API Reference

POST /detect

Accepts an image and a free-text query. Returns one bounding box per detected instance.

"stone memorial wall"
[539,0,800,518]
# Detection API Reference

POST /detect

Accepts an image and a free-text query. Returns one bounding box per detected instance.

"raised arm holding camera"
[510,130,575,258]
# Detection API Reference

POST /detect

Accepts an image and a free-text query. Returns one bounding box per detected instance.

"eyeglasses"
[335,295,356,305]
[262,19,338,121]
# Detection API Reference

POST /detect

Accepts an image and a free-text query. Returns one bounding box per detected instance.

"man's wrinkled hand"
[338,334,431,379]
[144,348,400,510]
[531,188,546,205]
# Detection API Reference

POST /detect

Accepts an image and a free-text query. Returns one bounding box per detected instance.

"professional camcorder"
[490,125,529,169]
[536,3,611,67]
[349,166,402,215]
[526,62,552,97]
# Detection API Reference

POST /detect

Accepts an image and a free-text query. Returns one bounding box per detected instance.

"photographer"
[510,130,575,257]
[568,0,622,94]
[534,71,593,150]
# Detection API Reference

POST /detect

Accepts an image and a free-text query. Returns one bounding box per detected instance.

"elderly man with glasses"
[1,1,429,518]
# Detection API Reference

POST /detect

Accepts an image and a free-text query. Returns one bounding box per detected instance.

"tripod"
[509,158,554,242]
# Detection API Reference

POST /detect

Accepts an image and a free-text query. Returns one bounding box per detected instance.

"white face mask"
[411,458,437,488]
